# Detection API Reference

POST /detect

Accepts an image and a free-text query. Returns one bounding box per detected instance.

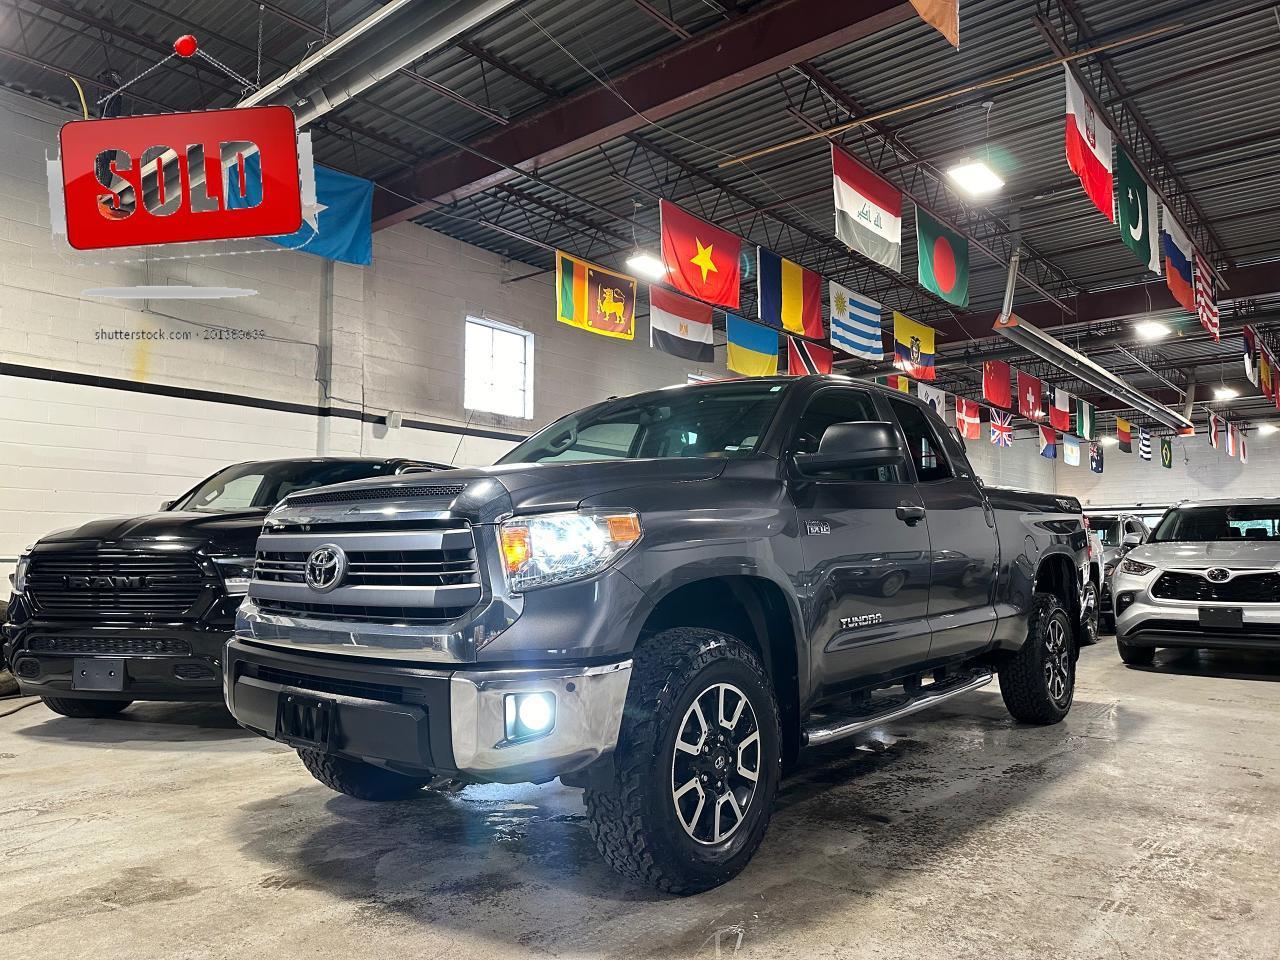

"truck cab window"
[889,398,953,483]
[793,388,898,482]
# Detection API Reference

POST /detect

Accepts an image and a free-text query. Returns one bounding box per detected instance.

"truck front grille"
[26,551,208,619]
[28,636,193,656]
[255,548,478,587]
[1152,571,1280,603]
[254,598,472,625]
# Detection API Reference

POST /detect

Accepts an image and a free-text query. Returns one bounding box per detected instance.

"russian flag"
[1161,205,1195,313]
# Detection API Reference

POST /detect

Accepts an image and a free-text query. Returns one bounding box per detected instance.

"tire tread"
[999,593,1073,725]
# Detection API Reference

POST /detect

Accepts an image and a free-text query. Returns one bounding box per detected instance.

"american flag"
[1194,250,1220,342]
[990,410,1014,447]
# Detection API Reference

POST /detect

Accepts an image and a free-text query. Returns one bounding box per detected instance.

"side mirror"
[159,500,174,511]
[1122,532,1143,549]
[793,421,906,476]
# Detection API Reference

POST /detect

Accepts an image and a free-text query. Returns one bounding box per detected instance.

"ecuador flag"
[726,315,778,377]
[892,312,937,381]
[757,248,823,338]
[555,251,636,339]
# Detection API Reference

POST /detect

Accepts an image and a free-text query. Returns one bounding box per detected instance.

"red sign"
[60,105,301,250]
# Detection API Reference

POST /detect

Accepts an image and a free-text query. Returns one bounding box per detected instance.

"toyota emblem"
[304,544,347,592]
[1205,567,1232,583]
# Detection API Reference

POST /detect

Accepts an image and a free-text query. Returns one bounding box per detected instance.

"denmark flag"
[956,396,982,441]
[1064,67,1114,222]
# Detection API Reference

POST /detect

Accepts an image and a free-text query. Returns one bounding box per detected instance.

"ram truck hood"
[34,510,268,549]
[1132,541,1280,569]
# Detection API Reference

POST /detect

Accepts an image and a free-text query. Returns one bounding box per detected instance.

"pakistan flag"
[1116,149,1161,275]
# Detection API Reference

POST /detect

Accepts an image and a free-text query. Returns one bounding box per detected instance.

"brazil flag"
[1160,437,1173,469]
[916,208,969,308]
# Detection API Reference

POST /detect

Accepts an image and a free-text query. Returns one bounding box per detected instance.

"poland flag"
[1064,67,1114,222]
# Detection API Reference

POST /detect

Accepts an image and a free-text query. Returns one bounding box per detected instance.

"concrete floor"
[2,641,1277,960]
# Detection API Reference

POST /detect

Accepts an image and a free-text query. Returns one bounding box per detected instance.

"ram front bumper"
[1113,571,1280,650]
[224,638,632,784]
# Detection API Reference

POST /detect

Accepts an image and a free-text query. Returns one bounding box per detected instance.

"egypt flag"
[787,336,833,375]
[983,359,1012,409]
[1117,417,1133,453]
[1017,370,1043,421]
[832,145,903,272]
[916,208,969,308]
[1161,205,1196,313]
[648,286,713,362]
[1049,387,1072,431]
[892,312,937,380]
[659,200,742,308]
[758,249,823,338]
[956,396,981,440]
[1064,66,1114,221]
[1039,426,1058,460]
[1243,326,1259,385]
[556,252,637,339]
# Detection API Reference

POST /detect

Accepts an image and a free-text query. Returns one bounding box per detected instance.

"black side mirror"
[793,421,906,476]
[159,500,174,511]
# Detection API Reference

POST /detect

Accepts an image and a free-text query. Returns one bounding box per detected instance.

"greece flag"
[829,282,883,360]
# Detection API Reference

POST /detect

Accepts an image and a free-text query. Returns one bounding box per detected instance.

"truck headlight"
[10,553,32,595]
[213,556,256,595]
[498,510,641,591]
[1120,558,1155,576]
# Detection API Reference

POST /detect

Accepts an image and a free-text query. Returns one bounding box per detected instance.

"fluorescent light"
[1101,436,1119,446]
[946,160,1004,196]
[82,285,257,299]
[625,251,666,280]
[1135,320,1170,340]
[1214,386,1239,401]
[1259,424,1278,436]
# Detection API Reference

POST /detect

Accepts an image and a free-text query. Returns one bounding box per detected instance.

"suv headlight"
[498,510,641,592]
[1120,557,1155,576]
[213,556,255,595]
[10,552,32,595]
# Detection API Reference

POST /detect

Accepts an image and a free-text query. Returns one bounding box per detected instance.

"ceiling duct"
[993,313,1195,432]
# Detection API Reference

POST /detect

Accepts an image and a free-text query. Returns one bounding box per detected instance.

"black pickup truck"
[4,457,444,717]
[224,376,1096,894]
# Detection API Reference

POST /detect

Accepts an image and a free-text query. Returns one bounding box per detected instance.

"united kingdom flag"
[990,410,1014,447]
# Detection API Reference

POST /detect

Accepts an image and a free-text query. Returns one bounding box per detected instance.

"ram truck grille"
[1152,571,1280,604]
[26,551,207,619]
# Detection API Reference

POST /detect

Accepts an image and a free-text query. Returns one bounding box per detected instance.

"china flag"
[983,359,1012,409]
[660,200,742,308]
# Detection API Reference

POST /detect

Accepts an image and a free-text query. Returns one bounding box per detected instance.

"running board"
[802,670,993,747]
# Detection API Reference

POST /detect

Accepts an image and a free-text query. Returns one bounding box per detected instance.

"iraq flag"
[1116,149,1161,274]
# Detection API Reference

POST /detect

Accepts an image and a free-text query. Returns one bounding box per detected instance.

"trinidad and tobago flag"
[787,336,833,375]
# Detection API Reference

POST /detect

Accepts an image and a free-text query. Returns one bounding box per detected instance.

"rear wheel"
[297,749,432,801]
[1116,637,1156,666]
[41,697,131,718]
[999,594,1075,725]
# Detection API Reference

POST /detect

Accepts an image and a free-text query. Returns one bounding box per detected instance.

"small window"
[464,316,534,419]
[890,398,953,483]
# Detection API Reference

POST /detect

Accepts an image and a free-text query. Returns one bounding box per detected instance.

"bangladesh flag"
[916,207,969,308]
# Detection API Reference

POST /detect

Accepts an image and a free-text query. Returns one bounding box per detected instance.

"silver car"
[1112,499,1280,664]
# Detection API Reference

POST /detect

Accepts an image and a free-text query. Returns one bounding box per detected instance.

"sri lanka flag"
[757,248,823,338]
[1039,425,1058,460]
[892,312,936,381]
[726,315,778,377]
[1161,204,1195,313]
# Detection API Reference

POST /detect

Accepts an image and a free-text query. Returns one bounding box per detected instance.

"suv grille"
[1152,571,1280,603]
[255,548,478,587]
[285,483,465,507]
[28,636,192,656]
[27,551,208,619]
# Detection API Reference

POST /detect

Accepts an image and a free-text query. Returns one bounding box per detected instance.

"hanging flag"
[1226,424,1239,458]
[875,373,912,393]
[659,200,742,308]
[1049,387,1073,431]
[1117,417,1133,453]
[1064,67,1115,222]
[1115,148,1161,274]
[956,396,981,440]
[1017,370,1043,421]
[828,283,883,360]
[757,249,823,338]
[725,315,777,376]
[1160,437,1173,469]
[1261,348,1274,400]
[1194,250,1220,342]
[648,286,714,362]
[990,410,1014,447]
[1242,326,1260,385]
[1241,433,1249,465]
[909,0,959,47]
[555,251,637,339]
[832,145,903,272]
[1090,442,1104,473]
[918,383,947,419]
[1063,434,1082,467]
[892,312,937,381]
[1039,425,1058,460]
[1208,413,1221,450]
[1074,399,1097,440]
[983,359,1012,409]
[1161,206,1196,313]
[916,208,969,308]
[1139,427,1152,461]
[787,336,833,375]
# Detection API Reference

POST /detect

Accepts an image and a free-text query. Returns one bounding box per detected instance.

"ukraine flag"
[727,315,778,377]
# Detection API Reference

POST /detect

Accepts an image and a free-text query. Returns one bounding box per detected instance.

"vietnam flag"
[660,200,742,308]
[1017,370,1044,421]
[983,359,1012,409]
[1064,67,1114,222]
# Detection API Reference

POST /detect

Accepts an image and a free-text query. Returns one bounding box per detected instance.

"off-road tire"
[1116,637,1156,666]
[41,697,131,718]
[584,627,781,895]
[297,748,432,801]
[999,593,1075,725]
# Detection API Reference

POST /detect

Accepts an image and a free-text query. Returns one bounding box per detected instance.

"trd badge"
[805,520,831,536]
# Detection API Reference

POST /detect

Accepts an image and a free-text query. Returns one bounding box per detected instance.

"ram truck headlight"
[1120,557,1155,576]
[213,556,256,595]
[498,510,642,592]
[10,552,32,595]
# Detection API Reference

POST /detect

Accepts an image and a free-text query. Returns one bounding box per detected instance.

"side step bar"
[802,670,993,747]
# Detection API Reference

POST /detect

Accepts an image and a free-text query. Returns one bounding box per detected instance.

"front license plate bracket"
[277,692,336,749]
[72,657,125,691]
[1198,606,1243,630]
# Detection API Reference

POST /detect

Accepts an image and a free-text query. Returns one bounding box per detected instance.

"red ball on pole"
[174,34,198,58]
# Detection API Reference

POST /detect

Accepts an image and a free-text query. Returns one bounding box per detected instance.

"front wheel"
[297,749,432,801]
[41,697,131,718]
[999,594,1075,725]
[1117,637,1156,666]
[584,627,781,895]
[1079,581,1100,646]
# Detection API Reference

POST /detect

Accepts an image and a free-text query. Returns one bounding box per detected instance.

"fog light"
[15,657,39,679]
[1116,591,1136,615]
[504,692,556,742]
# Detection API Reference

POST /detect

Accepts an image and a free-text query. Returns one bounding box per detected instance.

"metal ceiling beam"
[372,0,917,229]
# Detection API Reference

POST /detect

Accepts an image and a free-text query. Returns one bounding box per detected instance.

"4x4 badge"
[805,520,831,536]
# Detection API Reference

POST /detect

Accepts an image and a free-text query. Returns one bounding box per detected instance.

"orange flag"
[910,0,959,47]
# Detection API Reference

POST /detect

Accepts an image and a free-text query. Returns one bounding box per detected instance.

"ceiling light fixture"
[1100,436,1119,446]
[1214,385,1239,401]
[946,160,1004,196]
[625,251,666,280]
[1259,424,1278,436]
[1134,320,1170,340]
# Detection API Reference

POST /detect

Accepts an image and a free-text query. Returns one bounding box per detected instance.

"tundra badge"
[840,613,884,630]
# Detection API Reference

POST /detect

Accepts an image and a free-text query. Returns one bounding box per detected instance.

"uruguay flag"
[829,282,883,360]
[1161,204,1195,313]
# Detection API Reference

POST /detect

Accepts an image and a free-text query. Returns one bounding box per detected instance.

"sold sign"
[59,105,302,250]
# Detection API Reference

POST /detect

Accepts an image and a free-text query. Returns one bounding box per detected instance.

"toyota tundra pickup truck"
[224,375,1095,894]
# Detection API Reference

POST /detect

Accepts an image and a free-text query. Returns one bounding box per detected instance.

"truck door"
[885,396,1000,660]
[787,386,932,697]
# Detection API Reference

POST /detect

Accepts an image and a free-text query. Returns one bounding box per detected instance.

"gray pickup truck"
[224,375,1095,894]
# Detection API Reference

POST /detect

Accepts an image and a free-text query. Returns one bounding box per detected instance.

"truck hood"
[35,509,268,550]
[1132,540,1280,569]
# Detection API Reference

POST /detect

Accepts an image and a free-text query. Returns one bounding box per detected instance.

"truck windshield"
[1151,505,1280,542]
[172,461,397,512]
[499,381,789,464]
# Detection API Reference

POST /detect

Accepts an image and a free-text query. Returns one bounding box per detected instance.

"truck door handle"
[896,504,926,526]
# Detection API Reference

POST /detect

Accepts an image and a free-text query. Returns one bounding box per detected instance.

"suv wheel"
[998,593,1075,725]
[41,697,131,718]
[584,627,781,895]
[297,749,433,801]
[1079,581,1100,646]
[1116,637,1156,666]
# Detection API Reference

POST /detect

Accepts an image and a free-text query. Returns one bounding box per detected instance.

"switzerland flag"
[1018,370,1044,421]
[660,200,742,308]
